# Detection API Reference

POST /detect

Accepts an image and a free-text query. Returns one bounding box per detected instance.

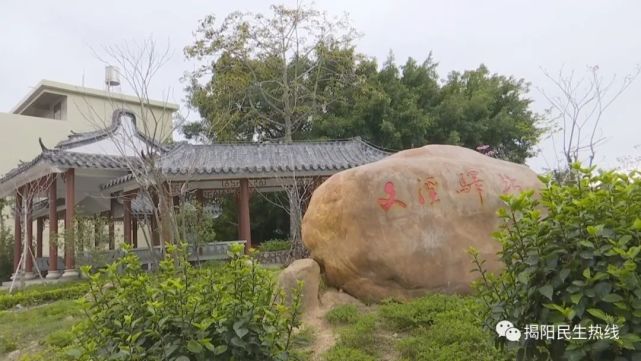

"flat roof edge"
[11,80,179,114]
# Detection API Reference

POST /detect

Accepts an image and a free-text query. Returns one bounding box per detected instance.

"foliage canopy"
[183,4,542,163]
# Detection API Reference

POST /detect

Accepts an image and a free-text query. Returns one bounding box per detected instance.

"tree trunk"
[287,187,308,260]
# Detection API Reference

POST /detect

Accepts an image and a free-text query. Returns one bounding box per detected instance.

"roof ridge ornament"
[38,137,49,151]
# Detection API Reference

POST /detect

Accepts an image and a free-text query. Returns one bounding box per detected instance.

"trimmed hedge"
[0,283,88,310]
[257,239,291,252]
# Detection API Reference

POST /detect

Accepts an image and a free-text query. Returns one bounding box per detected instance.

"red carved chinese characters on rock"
[378,181,407,211]
[456,170,485,204]
[418,177,440,205]
[499,174,522,193]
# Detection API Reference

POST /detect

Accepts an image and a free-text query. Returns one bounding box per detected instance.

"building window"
[53,102,62,120]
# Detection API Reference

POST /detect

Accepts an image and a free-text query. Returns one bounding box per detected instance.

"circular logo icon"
[495,320,514,337]
[505,327,522,341]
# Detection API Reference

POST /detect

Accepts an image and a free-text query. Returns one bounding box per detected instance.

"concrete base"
[46,270,62,279]
[61,269,80,279]
[23,272,36,280]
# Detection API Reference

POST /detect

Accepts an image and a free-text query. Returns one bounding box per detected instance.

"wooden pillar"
[25,187,34,276]
[238,179,251,253]
[62,168,77,277]
[132,218,138,248]
[151,190,160,246]
[36,217,44,258]
[13,189,22,273]
[159,183,173,245]
[195,189,204,207]
[123,193,133,245]
[109,195,117,250]
[150,216,160,246]
[47,176,60,278]
[173,195,180,210]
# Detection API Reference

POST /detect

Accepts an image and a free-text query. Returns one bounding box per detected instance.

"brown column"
[150,189,160,246]
[62,168,77,277]
[47,176,59,278]
[123,192,133,245]
[195,189,204,207]
[36,217,44,258]
[25,190,33,275]
[13,189,22,273]
[132,217,138,248]
[109,195,117,250]
[94,216,101,248]
[150,216,160,246]
[158,184,173,245]
[238,179,251,253]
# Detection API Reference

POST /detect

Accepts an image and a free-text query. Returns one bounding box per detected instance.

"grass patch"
[323,293,510,361]
[0,300,81,359]
[325,304,360,325]
[337,314,377,350]
[323,345,376,361]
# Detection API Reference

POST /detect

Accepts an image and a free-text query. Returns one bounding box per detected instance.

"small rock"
[277,259,321,312]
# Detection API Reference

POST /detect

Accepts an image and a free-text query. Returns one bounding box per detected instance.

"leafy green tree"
[184,3,359,142]
[313,56,542,163]
[431,65,541,163]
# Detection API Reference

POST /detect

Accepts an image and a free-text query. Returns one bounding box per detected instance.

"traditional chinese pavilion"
[0,109,388,280]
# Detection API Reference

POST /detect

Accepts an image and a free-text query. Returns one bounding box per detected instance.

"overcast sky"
[1,0,640,171]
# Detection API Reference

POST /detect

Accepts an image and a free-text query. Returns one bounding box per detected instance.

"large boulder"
[278,259,321,312]
[302,144,541,302]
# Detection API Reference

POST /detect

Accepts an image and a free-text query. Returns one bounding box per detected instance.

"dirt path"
[301,289,364,360]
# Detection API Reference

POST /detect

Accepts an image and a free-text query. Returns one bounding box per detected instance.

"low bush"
[71,244,302,361]
[325,304,360,325]
[0,282,88,310]
[258,239,291,252]
[473,165,641,360]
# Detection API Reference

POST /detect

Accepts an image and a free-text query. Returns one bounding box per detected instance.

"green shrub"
[71,243,302,361]
[326,304,360,325]
[473,164,641,360]
[258,239,291,252]
[0,283,88,310]
[323,346,375,361]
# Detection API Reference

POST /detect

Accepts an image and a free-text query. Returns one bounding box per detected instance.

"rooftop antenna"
[105,65,121,93]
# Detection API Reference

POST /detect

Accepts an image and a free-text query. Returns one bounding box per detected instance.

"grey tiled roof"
[0,150,135,184]
[160,138,388,175]
[102,138,389,189]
